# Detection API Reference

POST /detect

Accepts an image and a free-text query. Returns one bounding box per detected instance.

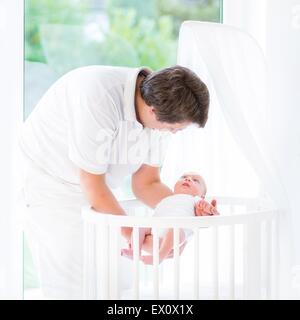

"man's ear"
[149,106,156,115]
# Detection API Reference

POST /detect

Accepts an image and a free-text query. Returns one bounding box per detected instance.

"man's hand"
[121,231,187,265]
[121,227,151,257]
[195,199,219,216]
[140,241,187,265]
[121,227,133,242]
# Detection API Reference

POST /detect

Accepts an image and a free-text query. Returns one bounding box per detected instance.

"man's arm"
[80,169,132,240]
[132,164,173,208]
[140,229,186,265]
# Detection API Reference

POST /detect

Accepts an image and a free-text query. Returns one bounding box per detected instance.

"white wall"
[0,0,24,299]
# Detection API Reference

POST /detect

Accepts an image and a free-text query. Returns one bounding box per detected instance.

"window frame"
[0,0,24,299]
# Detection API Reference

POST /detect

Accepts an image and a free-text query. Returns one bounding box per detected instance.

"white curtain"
[223,0,300,297]
[161,21,293,298]
[264,0,300,294]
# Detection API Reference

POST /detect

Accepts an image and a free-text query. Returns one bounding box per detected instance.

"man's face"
[153,120,191,133]
[174,172,206,197]
[144,105,191,133]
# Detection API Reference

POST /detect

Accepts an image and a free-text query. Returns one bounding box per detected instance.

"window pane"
[24,0,222,298]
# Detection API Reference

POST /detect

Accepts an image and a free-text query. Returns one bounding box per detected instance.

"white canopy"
[172,21,293,298]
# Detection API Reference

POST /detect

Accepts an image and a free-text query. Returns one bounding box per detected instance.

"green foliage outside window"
[25,0,89,63]
[25,0,220,71]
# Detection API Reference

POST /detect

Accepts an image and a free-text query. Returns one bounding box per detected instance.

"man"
[20,65,211,299]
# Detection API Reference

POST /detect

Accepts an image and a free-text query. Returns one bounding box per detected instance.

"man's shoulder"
[61,65,135,97]
[64,65,133,82]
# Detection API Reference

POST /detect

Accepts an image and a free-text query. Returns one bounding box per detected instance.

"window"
[24,0,222,298]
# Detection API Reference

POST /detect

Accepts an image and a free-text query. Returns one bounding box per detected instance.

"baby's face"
[174,172,206,197]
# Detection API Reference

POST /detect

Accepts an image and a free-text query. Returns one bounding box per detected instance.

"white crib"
[82,197,278,300]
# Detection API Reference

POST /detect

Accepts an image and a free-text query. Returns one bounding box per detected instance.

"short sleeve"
[143,130,171,168]
[65,79,118,175]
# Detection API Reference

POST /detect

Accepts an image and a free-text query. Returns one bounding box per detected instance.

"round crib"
[82,197,278,300]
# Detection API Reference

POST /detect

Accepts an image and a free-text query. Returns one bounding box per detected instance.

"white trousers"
[21,158,131,299]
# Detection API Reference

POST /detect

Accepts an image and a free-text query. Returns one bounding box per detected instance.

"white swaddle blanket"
[152,194,201,237]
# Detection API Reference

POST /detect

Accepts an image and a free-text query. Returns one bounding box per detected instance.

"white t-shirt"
[153,194,201,237]
[20,65,170,189]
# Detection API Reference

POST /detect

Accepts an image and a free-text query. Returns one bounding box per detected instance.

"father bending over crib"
[122,172,219,264]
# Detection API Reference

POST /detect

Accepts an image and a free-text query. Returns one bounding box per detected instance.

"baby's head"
[174,172,207,198]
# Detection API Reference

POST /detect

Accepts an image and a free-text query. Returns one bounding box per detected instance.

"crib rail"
[82,207,275,228]
[82,197,278,300]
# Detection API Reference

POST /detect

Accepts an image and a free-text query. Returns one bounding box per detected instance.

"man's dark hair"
[139,65,209,127]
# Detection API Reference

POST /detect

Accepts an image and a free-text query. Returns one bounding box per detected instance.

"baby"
[122,172,219,264]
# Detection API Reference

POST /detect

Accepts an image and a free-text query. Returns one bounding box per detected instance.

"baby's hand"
[195,199,219,216]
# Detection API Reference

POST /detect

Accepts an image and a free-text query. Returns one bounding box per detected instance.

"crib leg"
[83,221,96,300]
[173,227,180,300]
[193,228,199,300]
[212,227,219,300]
[272,216,279,299]
[110,226,120,300]
[229,225,235,300]
[96,224,110,299]
[132,227,140,300]
[243,222,261,299]
[152,228,160,299]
